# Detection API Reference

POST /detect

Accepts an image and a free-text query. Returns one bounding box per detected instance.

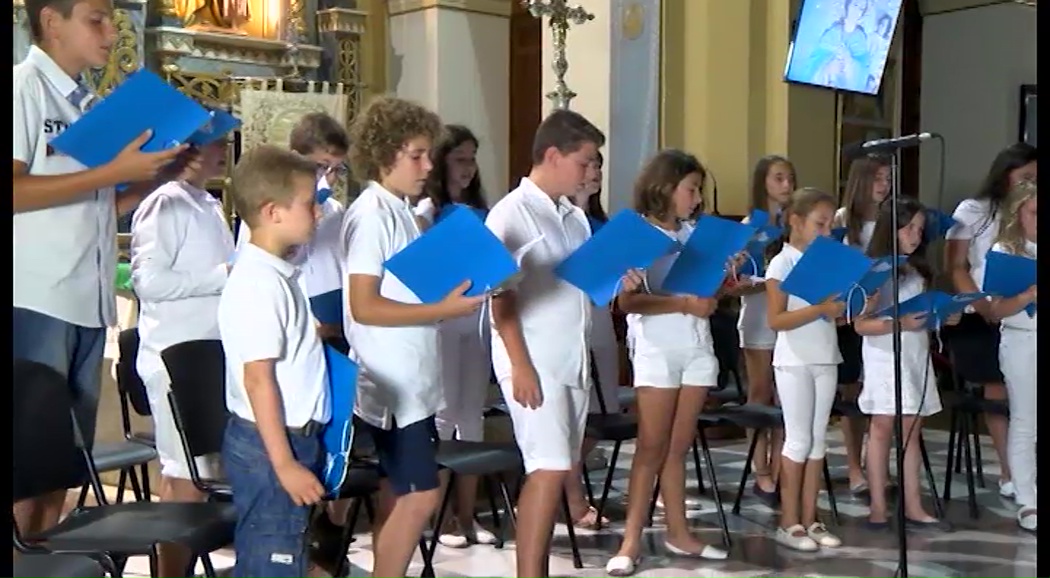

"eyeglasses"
[317,162,349,177]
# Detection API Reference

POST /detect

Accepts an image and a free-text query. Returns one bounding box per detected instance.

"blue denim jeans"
[12,307,105,449]
[222,416,324,577]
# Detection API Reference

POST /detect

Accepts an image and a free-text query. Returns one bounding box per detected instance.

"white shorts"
[499,379,590,474]
[632,346,720,388]
[738,294,776,350]
[144,372,223,481]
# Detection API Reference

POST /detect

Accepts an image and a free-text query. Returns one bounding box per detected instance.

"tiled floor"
[115,427,1036,578]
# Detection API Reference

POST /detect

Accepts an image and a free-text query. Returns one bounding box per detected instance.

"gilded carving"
[88,9,140,96]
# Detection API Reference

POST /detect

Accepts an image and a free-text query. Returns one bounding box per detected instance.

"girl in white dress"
[732,155,795,505]
[833,154,891,494]
[988,181,1038,531]
[854,197,955,530]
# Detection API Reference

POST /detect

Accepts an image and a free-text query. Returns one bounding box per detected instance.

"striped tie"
[67,84,96,112]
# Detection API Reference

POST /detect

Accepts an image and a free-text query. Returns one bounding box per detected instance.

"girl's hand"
[900,312,929,331]
[1025,285,1038,304]
[943,313,962,327]
[860,291,881,317]
[820,294,846,319]
[681,295,718,318]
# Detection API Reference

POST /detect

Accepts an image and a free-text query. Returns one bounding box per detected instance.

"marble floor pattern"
[120,428,1037,578]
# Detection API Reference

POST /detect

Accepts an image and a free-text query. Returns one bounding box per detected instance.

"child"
[217,145,330,577]
[130,136,233,576]
[566,150,622,529]
[854,197,953,531]
[988,180,1038,531]
[236,112,350,345]
[944,143,1038,499]
[486,109,640,578]
[413,124,499,548]
[765,187,846,551]
[341,97,484,578]
[605,150,729,577]
[833,154,891,495]
[732,154,795,505]
[12,0,187,536]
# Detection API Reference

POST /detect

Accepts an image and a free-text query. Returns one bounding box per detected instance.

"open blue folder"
[436,203,488,225]
[749,209,772,228]
[662,215,757,297]
[554,209,678,308]
[780,236,873,307]
[321,344,358,497]
[983,250,1038,317]
[830,227,849,243]
[385,206,518,303]
[924,208,958,244]
[51,70,215,169]
[875,291,990,330]
[839,256,908,318]
[310,289,344,326]
[739,222,783,277]
[185,108,241,147]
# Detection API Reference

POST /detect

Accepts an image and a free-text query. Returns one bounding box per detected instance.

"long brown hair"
[866,197,934,288]
[842,154,890,247]
[749,155,796,222]
[995,180,1038,257]
[424,124,488,210]
[633,149,706,222]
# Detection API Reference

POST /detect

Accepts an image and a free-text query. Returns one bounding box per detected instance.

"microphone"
[844,132,938,157]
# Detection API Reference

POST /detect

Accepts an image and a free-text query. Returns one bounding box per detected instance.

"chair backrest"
[162,339,228,458]
[709,309,740,373]
[117,328,152,417]
[12,360,90,503]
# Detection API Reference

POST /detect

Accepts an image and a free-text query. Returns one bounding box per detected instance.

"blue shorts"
[12,307,106,449]
[359,415,441,496]
[222,416,324,578]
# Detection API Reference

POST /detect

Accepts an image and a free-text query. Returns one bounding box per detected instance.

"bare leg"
[900,416,936,520]
[778,456,805,529]
[371,484,441,578]
[743,349,777,492]
[982,383,1012,485]
[564,437,600,525]
[662,387,713,551]
[838,382,868,490]
[799,458,826,528]
[866,416,893,523]
[157,478,207,577]
[13,491,66,538]
[515,470,569,578]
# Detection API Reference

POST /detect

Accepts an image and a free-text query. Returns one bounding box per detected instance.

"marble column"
[387,0,511,204]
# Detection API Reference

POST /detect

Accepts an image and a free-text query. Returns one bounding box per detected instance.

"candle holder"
[522,0,594,110]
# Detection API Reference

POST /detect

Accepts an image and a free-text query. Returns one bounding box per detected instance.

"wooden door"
[508,1,542,190]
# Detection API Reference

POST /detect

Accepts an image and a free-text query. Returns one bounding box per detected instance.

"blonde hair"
[230,145,317,227]
[995,180,1038,257]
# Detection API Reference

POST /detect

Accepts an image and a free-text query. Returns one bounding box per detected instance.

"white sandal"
[664,540,729,560]
[605,555,638,577]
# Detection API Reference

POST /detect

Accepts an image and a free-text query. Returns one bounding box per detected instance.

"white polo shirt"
[627,221,713,355]
[486,178,592,389]
[131,181,235,386]
[341,181,442,429]
[13,45,117,328]
[766,243,843,367]
[236,178,345,299]
[946,198,999,291]
[218,243,330,428]
[834,207,875,252]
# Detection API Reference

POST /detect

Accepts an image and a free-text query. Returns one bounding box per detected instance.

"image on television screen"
[784,0,903,96]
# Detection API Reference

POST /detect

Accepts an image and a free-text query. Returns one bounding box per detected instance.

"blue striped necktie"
[67,83,96,112]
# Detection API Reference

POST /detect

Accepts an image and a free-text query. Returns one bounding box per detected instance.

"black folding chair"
[13,359,236,578]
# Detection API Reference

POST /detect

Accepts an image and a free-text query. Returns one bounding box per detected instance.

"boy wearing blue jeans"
[218,145,330,577]
[13,0,187,537]
[342,97,484,577]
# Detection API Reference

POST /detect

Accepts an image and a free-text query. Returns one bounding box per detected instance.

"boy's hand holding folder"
[384,207,519,310]
[554,210,679,307]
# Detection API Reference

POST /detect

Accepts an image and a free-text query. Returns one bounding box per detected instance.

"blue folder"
[876,291,991,330]
[554,209,678,307]
[662,215,757,297]
[838,256,908,318]
[983,250,1038,317]
[51,69,214,169]
[310,289,344,326]
[320,344,358,497]
[316,187,334,204]
[739,223,784,277]
[924,208,958,244]
[435,202,488,225]
[385,206,518,303]
[749,209,772,228]
[184,108,241,147]
[779,236,873,307]
[830,227,849,243]
[587,215,606,235]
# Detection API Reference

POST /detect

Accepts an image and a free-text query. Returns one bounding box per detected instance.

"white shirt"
[13,45,117,328]
[946,198,1000,291]
[486,178,592,389]
[131,181,234,386]
[218,243,330,428]
[627,222,712,355]
[341,181,442,429]
[766,243,843,367]
[992,241,1037,331]
[834,207,875,252]
[414,197,438,225]
[237,178,345,299]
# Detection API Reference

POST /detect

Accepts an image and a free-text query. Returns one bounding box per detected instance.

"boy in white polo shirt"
[342,96,484,578]
[218,145,330,577]
[486,109,640,577]
[13,0,189,536]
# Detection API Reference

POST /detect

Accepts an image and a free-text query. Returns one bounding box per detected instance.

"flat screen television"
[784,0,904,96]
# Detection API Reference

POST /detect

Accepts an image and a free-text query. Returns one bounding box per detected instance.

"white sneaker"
[806,522,842,548]
[775,525,819,552]
[605,555,639,577]
[1017,507,1037,532]
[438,530,469,548]
[468,522,498,545]
[1000,479,1017,499]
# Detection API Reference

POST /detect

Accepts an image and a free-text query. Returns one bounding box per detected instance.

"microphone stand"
[888,149,908,578]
